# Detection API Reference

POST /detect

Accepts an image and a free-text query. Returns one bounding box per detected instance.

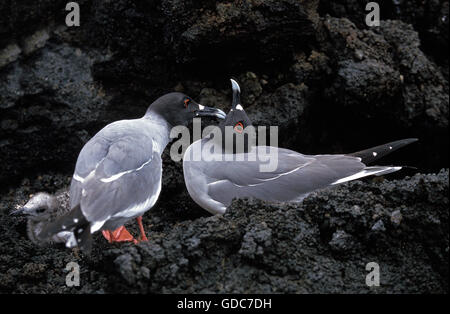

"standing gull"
[183,79,418,215]
[38,92,226,252]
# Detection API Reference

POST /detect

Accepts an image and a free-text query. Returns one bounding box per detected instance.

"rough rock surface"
[0,170,447,293]
[0,0,448,293]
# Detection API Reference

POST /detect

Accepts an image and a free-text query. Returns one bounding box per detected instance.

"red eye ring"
[234,122,244,133]
[184,98,190,108]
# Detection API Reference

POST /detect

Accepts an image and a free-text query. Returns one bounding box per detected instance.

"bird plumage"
[38,92,226,252]
[11,192,72,246]
[183,79,418,215]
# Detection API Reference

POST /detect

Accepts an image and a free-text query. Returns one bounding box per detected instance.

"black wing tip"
[348,137,419,165]
[36,205,86,240]
[76,226,93,255]
[401,138,419,144]
[36,221,60,241]
[386,138,419,147]
[389,138,419,150]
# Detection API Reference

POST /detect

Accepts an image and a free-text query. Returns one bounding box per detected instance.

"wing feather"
[188,146,365,207]
[70,129,160,224]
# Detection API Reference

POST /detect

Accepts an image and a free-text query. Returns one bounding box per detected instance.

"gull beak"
[10,206,25,215]
[10,203,40,216]
[230,79,240,93]
[195,104,226,119]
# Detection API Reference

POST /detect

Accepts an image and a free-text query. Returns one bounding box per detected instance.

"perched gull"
[38,92,226,252]
[183,79,418,215]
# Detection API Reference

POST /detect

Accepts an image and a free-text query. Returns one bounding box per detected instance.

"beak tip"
[196,106,227,120]
[217,109,226,119]
[230,79,240,93]
[10,207,24,215]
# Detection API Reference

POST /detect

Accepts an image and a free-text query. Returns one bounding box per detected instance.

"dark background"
[0,0,448,294]
[0,0,448,189]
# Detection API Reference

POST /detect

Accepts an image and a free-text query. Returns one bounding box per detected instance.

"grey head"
[145,92,226,127]
[213,79,255,154]
[11,192,58,218]
[11,192,71,246]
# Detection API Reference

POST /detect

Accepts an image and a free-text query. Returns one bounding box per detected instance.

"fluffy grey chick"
[12,192,74,247]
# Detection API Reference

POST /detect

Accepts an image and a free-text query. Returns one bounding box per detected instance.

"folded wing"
[70,132,161,225]
[188,146,366,208]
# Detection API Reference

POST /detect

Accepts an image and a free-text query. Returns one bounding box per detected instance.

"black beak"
[10,205,40,216]
[195,105,226,119]
[10,207,25,215]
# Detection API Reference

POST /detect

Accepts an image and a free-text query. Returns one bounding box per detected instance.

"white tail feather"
[331,166,402,185]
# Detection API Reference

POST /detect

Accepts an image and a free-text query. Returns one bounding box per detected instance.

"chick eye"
[234,122,244,133]
[184,98,190,108]
[36,207,46,214]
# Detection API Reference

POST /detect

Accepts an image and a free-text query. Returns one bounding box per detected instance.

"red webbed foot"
[102,226,135,243]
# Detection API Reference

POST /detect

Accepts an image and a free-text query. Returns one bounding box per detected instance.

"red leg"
[136,216,148,242]
[102,226,135,243]
[102,230,112,243]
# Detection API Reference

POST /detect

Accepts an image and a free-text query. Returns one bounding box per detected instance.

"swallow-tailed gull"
[183,79,418,215]
[38,92,226,252]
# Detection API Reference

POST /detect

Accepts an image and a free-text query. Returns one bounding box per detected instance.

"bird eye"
[36,207,46,213]
[234,122,244,133]
[184,98,190,108]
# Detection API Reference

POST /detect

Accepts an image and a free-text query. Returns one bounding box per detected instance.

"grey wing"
[70,135,111,209]
[202,146,365,206]
[70,133,161,224]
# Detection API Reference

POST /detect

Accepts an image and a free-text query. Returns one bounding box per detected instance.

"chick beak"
[10,206,25,215]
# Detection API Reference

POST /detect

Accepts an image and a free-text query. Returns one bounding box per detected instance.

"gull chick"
[12,192,72,246]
